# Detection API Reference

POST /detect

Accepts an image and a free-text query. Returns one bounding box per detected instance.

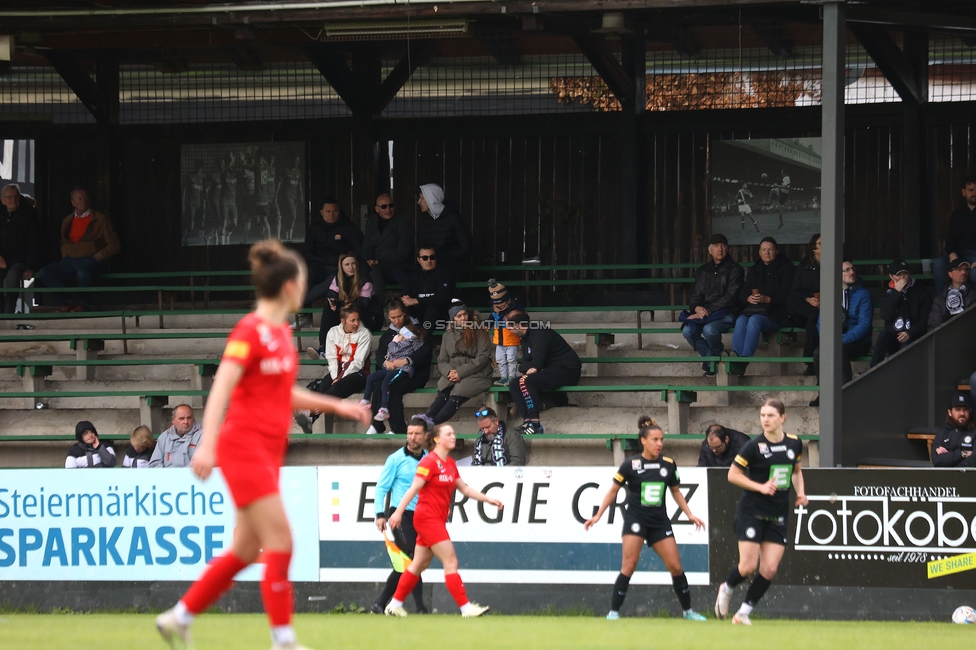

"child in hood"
[488,279,524,385]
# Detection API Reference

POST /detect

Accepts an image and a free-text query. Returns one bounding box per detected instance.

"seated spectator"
[488,279,524,386]
[424,302,492,425]
[36,187,120,312]
[65,420,116,468]
[0,183,42,314]
[697,424,750,467]
[362,192,414,298]
[417,183,472,274]
[148,404,203,468]
[932,394,976,467]
[472,407,526,466]
[870,260,933,367]
[401,245,456,335]
[507,311,582,436]
[361,321,425,423]
[928,258,976,330]
[307,252,380,357]
[296,306,373,433]
[730,237,794,375]
[301,196,364,325]
[366,300,435,435]
[681,234,743,377]
[787,233,821,375]
[122,425,155,468]
[932,174,976,293]
[810,260,873,406]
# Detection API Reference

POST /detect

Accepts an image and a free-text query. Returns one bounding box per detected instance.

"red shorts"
[413,515,450,548]
[217,435,285,508]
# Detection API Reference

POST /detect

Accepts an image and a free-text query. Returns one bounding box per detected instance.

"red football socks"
[392,570,420,603]
[444,572,469,608]
[182,552,249,614]
[260,551,294,627]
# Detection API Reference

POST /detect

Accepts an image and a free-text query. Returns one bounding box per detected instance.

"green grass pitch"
[0,614,971,649]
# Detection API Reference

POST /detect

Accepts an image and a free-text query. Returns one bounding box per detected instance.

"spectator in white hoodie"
[296,306,373,433]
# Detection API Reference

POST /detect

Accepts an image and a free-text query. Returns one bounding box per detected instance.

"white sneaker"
[385,603,408,617]
[375,407,389,421]
[461,602,490,618]
[715,582,731,620]
[359,399,371,407]
[732,612,752,625]
[155,608,193,649]
[365,425,379,435]
[306,347,320,360]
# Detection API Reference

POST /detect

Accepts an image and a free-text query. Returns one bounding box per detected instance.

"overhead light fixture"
[322,19,469,41]
[594,12,632,38]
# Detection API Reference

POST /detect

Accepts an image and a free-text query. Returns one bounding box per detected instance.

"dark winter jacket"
[879,279,934,343]
[697,428,751,467]
[788,255,820,316]
[928,282,976,330]
[517,327,582,375]
[931,424,976,467]
[739,253,795,327]
[403,266,456,311]
[416,202,471,269]
[689,257,744,314]
[303,217,364,280]
[377,323,434,385]
[362,213,414,269]
[943,204,976,257]
[65,440,116,469]
[122,446,153,469]
[0,204,42,270]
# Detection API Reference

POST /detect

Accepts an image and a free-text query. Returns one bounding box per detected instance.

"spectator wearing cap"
[928,257,976,330]
[487,279,524,386]
[148,404,203,468]
[932,394,976,467]
[870,260,933,368]
[423,302,493,425]
[697,424,751,468]
[472,407,526,466]
[682,233,744,377]
[932,174,976,293]
[65,421,116,468]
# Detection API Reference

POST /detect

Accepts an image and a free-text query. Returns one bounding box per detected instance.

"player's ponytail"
[762,397,786,416]
[637,414,653,429]
[638,417,662,440]
[249,239,305,298]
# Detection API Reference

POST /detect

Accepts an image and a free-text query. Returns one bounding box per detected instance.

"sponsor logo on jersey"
[416,466,430,477]
[438,474,453,482]
[659,468,668,477]
[224,340,250,360]
[260,355,295,375]
[787,449,796,460]
[770,464,793,489]
[771,445,787,452]
[632,460,641,471]
[640,482,665,507]
[758,443,769,454]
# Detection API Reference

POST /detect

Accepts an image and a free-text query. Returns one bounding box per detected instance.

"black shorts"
[733,510,788,545]
[622,516,674,546]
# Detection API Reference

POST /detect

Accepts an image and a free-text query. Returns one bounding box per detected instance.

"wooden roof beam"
[850,23,924,104]
[749,19,794,57]
[42,50,110,123]
[572,34,635,106]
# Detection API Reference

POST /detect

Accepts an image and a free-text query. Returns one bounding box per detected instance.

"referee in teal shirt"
[371,415,429,613]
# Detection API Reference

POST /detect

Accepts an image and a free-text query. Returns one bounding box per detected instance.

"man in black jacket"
[303,196,364,305]
[932,174,976,293]
[682,234,744,377]
[417,183,472,275]
[928,258,976,329]
[0,184,42,313]
[697,424,750,467]
[932,394,976,467]
[401,245,456,334]
[870,260,934,367]
[507,311,582,435]
[362,192,414,297]
[366,300,434,435]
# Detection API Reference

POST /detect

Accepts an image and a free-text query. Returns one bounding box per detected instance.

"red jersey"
[414,453,458,523]
[219,313,297,450]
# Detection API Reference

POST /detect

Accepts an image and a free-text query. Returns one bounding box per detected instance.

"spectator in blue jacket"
[809,260,873,406]
[371,415,430,614]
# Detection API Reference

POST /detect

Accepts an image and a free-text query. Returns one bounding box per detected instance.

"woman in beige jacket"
[424,302,493,424]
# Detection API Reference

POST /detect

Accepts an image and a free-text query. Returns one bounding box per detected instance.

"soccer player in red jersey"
[385,423,503,618]
[155,240,370,650]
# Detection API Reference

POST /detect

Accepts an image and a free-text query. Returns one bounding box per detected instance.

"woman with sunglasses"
[584,416,707,621]
[386,423,503,618]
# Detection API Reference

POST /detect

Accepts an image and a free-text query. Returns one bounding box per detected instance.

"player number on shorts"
[640,482,665,507]
[769,464,793,489]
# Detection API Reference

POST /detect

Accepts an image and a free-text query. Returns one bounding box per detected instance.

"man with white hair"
[0,183,42,313]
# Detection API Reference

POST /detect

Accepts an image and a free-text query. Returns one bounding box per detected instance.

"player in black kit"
[584,417,707,621]
[715,398,807,625]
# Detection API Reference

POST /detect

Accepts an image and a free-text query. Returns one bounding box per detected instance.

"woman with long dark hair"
[424,302,492,424]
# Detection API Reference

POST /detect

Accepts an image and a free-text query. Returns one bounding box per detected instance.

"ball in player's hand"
[761,173,768,180]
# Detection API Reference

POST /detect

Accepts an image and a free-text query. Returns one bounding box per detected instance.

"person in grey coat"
[149,404,203,468]
[424,302,493,424]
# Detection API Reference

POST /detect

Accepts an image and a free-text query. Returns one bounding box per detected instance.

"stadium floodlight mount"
[321,19,469,41]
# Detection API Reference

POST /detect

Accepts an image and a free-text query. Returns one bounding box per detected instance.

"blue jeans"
[36,256,109,307]
[682,312,735,358]
[731,314,781,358]
[934,251,976,293]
